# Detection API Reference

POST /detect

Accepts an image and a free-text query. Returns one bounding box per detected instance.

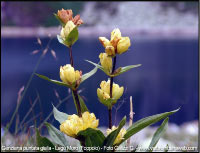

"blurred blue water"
[1,36,199,133]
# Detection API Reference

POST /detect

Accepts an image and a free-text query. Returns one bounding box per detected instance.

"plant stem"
[73,90,82,117]
[109,56,117,129]
[69,46,74,67]
[127,96,134,151]
[68,46,82,117]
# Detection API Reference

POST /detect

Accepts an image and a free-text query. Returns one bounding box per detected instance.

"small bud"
[107,126,126,145]
[117,37,131,54]
[57,9,73,24]
[60,21,76,40]
[99,53,112,74]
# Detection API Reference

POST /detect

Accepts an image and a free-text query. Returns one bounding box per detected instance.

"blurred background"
[1,1,198,149]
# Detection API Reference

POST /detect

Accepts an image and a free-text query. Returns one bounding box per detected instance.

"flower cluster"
[60,111,99,138]
[60,64,82,88]
[57,9,83,26]
[97,80,124,106]
[99,28,131,56]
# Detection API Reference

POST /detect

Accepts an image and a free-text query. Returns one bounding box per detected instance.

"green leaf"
[120,108,180,145]
[81,66,98,84]
[77,128,105,151]
[53,104,68,124]
[72,92,89,114]
[54,13,65,27]
[147,117,169,152]
[85,60,109,75]
[86,60,141,77]
[79,95,89,113]
[36,128,56,152]
[113,64,142,77]
[45,122,68,147]
[103,116,126,150]
[35,73,71,88]
[65,27,79,47]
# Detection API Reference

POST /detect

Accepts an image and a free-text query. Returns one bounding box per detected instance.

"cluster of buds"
[97,80,124,107]
[57,9,83,26]
[57,9,83,45]
[99,28,131,57]
[60,64,82,89]
[60,111,99,138]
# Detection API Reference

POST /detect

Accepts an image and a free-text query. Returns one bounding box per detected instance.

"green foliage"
[103,116,126,150]
[72,92,89,113]
[57,27,79,47]
[64,27,79,47]
[52,105,68,124]
[77,128,105,151]
[147,117,169,152]
[86,60,141,77]
[81,66,98,84]
[45,122,68,147]
[35,128,56,152]
[35,73,71,88]
[120,108,180,145]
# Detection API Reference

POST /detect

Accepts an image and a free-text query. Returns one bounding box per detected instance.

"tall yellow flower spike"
[60,111,99,138]
[99,28,131,56]
[60,64,81,86]
[107,126,126,145]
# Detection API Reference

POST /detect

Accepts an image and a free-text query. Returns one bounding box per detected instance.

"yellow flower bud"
[97,80,124,106]
[107,126,126,145]
[60,21,76,40]
[99,37,111,47]
[60,111,99,138]
[110,28,122,48]
[99,53,112,73]
[117,37,131,54]
[60,64,81,85]
[105,46,115,56]
[112,83,124,100]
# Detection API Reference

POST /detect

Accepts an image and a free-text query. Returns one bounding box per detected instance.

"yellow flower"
[99,28,131,56]
[106,126,126,145]
[60,111,99,138]
[99,37,111,47]
[110,28,122,48]
[60,21,76,40]
[117,37,131,54]
[60,64,81,86]
[97,80,124,106]
[99,53,112,73]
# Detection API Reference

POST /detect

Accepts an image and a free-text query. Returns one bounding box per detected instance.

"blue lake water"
[1,36,199,133]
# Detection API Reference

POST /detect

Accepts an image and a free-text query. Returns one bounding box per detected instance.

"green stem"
[68,46,82,117]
